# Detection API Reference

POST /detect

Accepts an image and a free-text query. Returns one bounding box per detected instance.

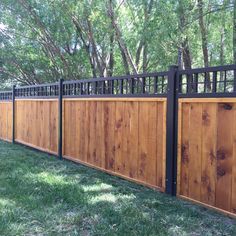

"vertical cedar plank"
[162,101,167,189]
[79,102,86,162]
[138,102,157,186]
[70,101,76,158]
[231,110,236,214]
[0,103,2,138]
[0,102,12,141]
[126,102,139,179]
[15,102,17,140]
[122,102,129,177]
[89,101,97,165]
[156,102,164,189]
[232,107,236,214]
[44,101,50,150]
[39,101,44,148]
[3,103,6,139]
[20,102,24,140]
[95,102,102,167]
[216,103,233,211]
[63,101,69,156]
[74,101,81,160]
[99,102,105,168]
[8,102,11,140]
[188,103,202,201]
[201,103,217,206]
[104,102,116,171]
[0,103,3,139]
[180,103,190,196]
[62,99,65,156]
[84,101,90,164]
[138,102,148,182]
[146,102,158,186]
[35,101,39,147]
[16,101,19,140]
[121,102,139,179]
[8,102,12,141]
[5,103,8,140]
[115,102,124,174]
[51,100,58,153]
[177,101,182,195]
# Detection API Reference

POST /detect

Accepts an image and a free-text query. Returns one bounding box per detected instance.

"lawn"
[0,141,235,236]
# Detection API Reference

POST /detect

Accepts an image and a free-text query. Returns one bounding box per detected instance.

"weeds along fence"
[1,64,236,217]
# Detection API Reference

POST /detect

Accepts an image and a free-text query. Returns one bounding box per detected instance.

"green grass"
[0,141,235,236]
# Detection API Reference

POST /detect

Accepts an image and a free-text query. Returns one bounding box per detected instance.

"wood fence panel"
[15,99,58,155]
[0,101,12,141]
[177,98,236,215]
[63,98,167,191]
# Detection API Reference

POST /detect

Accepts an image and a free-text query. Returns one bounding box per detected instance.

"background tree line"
[0,0,235,88]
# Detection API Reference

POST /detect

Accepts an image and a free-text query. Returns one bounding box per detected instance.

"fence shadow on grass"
[0,141,236,235]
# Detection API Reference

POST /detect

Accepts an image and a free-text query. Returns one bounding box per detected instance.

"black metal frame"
[1,64,236,197]
[58,79,63,160]
[12,85,15,143]
[165,65,178,195]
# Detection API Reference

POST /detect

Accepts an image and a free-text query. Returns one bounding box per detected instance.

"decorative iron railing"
[0,91,12,100]
[15,83,59,98]
[1,64,236,100]
[178,64,236,97]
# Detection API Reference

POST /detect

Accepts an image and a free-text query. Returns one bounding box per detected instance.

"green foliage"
[0,0,234,88]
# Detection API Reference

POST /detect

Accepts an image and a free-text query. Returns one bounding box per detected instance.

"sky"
[0,23,7,30]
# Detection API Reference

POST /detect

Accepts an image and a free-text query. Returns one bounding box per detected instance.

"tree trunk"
[220,4,225,84]
[108,33,114,77]
[182,39,192,69]
[177,47,182,69]
[178,0,192,69]
[143,42,148,72]
[107,0,138,74]
[198,0,211,90]
[220,27,225,65]
[198,0,209,67]
[72,17,98,77]
[87,19,105,77]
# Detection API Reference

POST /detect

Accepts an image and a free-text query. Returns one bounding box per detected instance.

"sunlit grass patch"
[0,141,235,235]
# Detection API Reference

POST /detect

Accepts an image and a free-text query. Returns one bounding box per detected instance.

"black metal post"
[58,79,63,160]
[165,65,178,195]
[12,85,16,143]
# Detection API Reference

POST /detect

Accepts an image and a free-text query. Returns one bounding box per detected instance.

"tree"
[178,0,192,69]
[198,0,209,68]
[0,0,234,88]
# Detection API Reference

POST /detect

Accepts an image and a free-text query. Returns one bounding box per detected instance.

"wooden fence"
[178,98,236,215]
[63,98,166,190]
[0,101,12,141]
[15,99,58,155]
[1,64,236,217]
